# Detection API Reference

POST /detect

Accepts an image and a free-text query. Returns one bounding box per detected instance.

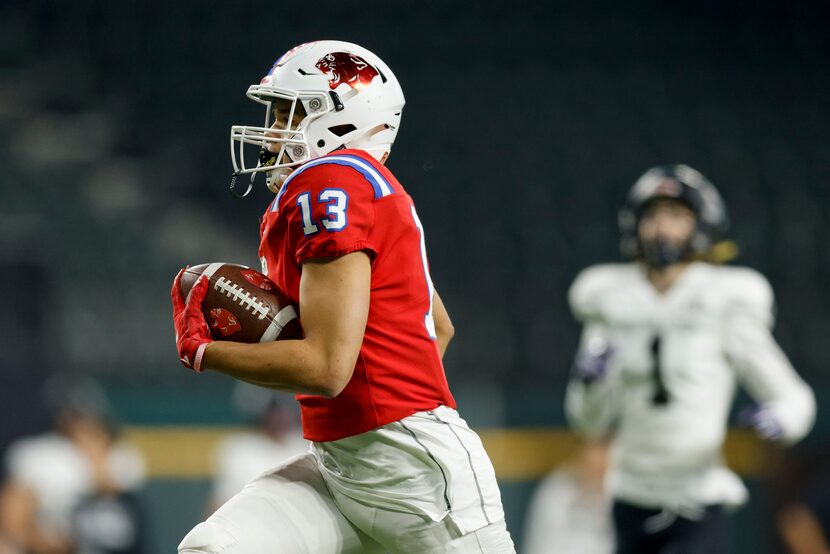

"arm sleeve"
[568,266,608,322]
[279,166,378,265]
[565,324,622,439]
[723,270,816,445]
[564,268,622,439]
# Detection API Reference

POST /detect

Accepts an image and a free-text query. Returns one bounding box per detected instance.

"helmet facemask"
[635,197,698,269]
[640,236,692,268]
[230,87,332,195]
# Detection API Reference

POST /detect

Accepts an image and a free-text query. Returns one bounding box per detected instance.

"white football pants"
[178,406,515,553]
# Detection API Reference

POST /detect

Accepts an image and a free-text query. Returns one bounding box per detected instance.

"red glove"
[171,268,213,372]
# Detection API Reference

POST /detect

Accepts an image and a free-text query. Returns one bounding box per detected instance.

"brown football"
[179,263,302,343]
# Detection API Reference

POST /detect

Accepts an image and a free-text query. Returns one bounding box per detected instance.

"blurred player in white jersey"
[565,165,816,553]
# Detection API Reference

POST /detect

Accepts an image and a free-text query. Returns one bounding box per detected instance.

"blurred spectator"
[207,383,307,513]
[523,440,614,554]
[0,375,146,554]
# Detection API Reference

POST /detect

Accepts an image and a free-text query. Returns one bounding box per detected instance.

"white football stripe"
[202,262,229,279]
[184,262,232,304]
[259,305,298,342]
[276,304,298,328]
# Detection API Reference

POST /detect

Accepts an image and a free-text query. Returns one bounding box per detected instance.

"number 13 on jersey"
[297,189,349,235]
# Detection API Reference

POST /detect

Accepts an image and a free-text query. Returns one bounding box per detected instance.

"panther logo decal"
[315,52,379,90]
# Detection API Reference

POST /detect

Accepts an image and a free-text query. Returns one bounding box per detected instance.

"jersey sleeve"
[721,268,816,444]
[565,324,622,439]
[721,267,775,328]
[278,164,378,265]
[568,264,619,323]
[566,266,624,439]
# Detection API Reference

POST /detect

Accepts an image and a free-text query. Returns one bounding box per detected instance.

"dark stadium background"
[1,1,828,551]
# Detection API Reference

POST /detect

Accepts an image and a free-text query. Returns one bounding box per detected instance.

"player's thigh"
[178,453,384,554]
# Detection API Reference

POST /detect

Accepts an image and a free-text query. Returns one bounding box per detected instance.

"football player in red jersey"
[172,41,516,553]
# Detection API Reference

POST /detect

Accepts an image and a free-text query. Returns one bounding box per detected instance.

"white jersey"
[565,262,815,510]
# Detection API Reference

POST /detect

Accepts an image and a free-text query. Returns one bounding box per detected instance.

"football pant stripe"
[429,411,493,526]
[398,420,452,513]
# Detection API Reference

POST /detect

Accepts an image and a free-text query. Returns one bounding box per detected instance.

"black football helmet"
[619,165,731,265]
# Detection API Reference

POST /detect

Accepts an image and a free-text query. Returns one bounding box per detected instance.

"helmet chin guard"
[229,41,405,196]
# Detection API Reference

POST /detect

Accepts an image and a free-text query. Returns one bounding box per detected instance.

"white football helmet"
[230,40,405,195]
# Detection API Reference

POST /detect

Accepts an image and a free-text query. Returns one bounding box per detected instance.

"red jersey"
[258,149,456,442]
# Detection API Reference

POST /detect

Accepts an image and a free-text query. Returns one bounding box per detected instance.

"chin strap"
[230,145,296,198]
[229,172,255,198]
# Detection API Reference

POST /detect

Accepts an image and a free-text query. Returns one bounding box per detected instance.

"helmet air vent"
[328,124,356,137]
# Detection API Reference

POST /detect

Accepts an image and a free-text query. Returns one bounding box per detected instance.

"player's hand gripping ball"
[171,263,302,371]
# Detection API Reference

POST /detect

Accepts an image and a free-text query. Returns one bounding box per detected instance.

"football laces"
[214,277,270,320]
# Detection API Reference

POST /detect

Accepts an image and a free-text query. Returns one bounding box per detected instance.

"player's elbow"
[308,358,355,398]
[437,320,455,344]
[313,375,351,399]
[783,385,817,444]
